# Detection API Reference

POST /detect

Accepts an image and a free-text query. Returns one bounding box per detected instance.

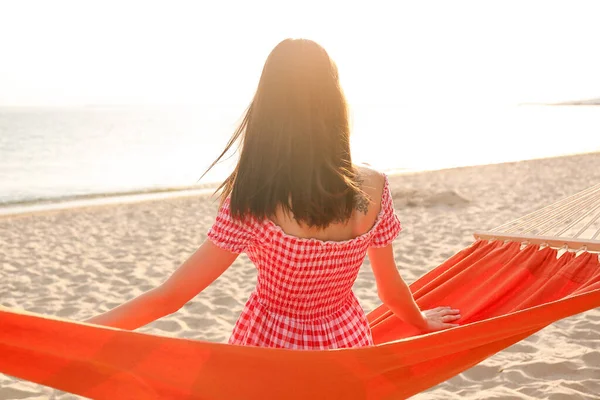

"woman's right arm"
[368,244,461,332]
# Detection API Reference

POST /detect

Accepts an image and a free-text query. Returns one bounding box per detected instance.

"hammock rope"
[556,204,600,238]
[592,225,600,240]
[536,190,600,235]
[513,185,600,235]
[477,183,600,252]
[492,183,600,233]
[577,207,600,239]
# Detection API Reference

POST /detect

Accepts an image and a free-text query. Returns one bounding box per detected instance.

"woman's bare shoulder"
[354,163,386,196]
[353,163,387,220]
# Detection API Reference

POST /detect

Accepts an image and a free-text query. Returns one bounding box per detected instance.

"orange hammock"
[2,239,600,400]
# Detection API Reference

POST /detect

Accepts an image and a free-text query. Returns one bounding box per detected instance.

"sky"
[0,0,599,107]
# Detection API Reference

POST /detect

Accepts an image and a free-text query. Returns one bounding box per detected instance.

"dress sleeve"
[207,197,255,254]
[370,175,402,248]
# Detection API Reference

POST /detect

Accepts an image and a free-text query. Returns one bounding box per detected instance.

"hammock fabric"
[2,240,600,400]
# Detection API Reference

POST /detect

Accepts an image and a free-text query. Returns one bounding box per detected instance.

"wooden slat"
[473,231,600,252]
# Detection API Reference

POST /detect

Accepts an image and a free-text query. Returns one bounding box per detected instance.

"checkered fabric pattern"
[207,175,402,350]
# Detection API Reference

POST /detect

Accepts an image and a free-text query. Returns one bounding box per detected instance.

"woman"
[87,38,460,349]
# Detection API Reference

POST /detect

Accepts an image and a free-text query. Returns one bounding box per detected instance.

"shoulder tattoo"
[354,176,370,215]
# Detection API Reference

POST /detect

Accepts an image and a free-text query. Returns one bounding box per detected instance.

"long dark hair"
[202,38,364,228]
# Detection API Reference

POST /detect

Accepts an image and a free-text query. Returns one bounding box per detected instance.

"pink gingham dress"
[207,175,401,350]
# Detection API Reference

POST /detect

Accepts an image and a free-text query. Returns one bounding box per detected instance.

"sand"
[1,152,600,400]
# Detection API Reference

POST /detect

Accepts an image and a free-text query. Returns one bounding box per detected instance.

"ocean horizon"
[1,104,599,212]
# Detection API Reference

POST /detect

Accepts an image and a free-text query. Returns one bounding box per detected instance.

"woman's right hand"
[421,306,461,331]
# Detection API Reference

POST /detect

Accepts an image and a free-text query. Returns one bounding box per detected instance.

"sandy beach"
[1,152,600,399]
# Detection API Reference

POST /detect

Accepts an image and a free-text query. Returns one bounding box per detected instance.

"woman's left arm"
[85,239,238,330]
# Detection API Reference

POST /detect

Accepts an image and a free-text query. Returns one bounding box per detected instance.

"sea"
[0,104,598,213]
